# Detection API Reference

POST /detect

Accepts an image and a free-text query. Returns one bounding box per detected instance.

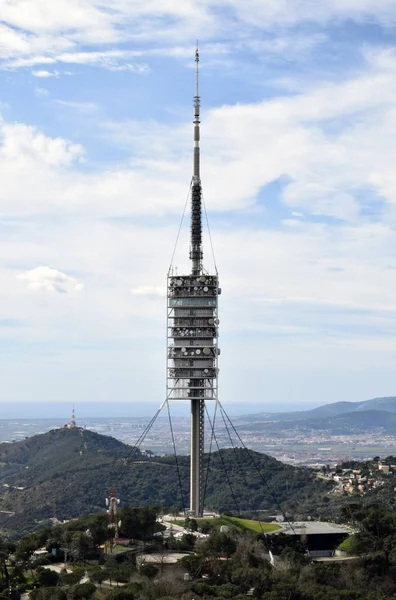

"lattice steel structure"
[166,47,221,517]
[106,487,120,540]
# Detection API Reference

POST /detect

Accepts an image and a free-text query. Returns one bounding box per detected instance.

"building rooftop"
[278,521,352,536]
[137,552,190,565]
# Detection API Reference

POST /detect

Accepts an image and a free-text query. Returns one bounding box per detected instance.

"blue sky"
[2,0,396,413]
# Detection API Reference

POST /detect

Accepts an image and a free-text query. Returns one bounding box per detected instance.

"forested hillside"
[0,427,333,536]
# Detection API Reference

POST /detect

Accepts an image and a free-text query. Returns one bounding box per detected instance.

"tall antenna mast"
[166,45,220,517]
[190,42,203,276]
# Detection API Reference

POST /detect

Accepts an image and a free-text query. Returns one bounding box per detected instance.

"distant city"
[2,399,396,468]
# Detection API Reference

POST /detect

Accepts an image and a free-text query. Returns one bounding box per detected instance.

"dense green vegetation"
[0,428,333,536]
[3,501,396,599]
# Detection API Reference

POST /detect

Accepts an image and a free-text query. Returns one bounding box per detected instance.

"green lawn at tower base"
[226,516,281,533]
[171,516,281,533]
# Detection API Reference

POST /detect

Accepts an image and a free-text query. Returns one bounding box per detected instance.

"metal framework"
[106,487,119,540]
[166,46,220,517]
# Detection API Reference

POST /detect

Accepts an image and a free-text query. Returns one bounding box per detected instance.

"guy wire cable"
[218,405,267,536]
[204,403,240,515]
[202,401,218,509]
[168,181,192,274]
[202,191,218,274]
[220,404,294,532]
[219,404,296,534]
[166,400,187,515]
[102,400,167,506]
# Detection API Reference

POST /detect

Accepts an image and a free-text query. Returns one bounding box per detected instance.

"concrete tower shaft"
[166,46,220,517]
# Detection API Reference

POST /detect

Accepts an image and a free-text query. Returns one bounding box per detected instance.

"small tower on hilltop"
[65,406,76,429]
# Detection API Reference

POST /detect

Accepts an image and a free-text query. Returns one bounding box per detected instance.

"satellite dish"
[196,349,201,355]
[214,318,220,325]
[204,369,209,373]
[203,287,208,292]
[199,276,206,283]
[203,347,211,355]
[176,279,183,286]
[182,347,186,352]
[208,318,215,325]
[217,348,221,355]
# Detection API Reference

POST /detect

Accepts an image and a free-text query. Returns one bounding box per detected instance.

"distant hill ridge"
[238,396,396,423]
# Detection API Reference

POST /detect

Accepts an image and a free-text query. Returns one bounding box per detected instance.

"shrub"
[139,564,158,579]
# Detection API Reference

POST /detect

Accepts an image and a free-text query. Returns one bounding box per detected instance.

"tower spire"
[190,41,203,275]
[193,41,200,181]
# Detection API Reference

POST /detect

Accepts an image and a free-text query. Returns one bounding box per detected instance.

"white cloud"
[131,285,166,297]
[1,0,396,73]
[4,50,396,223]
[54,100,98,113]
[3,25,396,404]
[34,87,49,97]
[224,0,396,27]
[32,69,59,77]
[241,33,327,57]
[17,266,83,293]
[96,53,396,221]
[0,122,83,167]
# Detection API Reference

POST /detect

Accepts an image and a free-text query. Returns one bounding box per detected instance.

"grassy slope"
[225,516,280,533]
[172,516,281,533]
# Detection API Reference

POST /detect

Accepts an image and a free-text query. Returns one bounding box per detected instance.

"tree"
[119,506,157,540]
[106,589,135,600]
[139,564,158,579]
[69,583,96,600]
[188,519,198,532]
[178,554,205,579]
[35,569,59,588]
[0,591,20,600]
[15,537,37,578]
[113,565,132,586]
[59,572,82,587]
[69,532,93,561]
[84,515,109,546]
[29,589,66,600]
[0,537,11,586]
[200,521,214,535]
[203,532,237,559]
[90,569,107,590]
[179,534,195,551]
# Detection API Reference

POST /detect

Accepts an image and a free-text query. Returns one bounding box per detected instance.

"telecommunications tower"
[106,487,120,540]
[167,46,220,517]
